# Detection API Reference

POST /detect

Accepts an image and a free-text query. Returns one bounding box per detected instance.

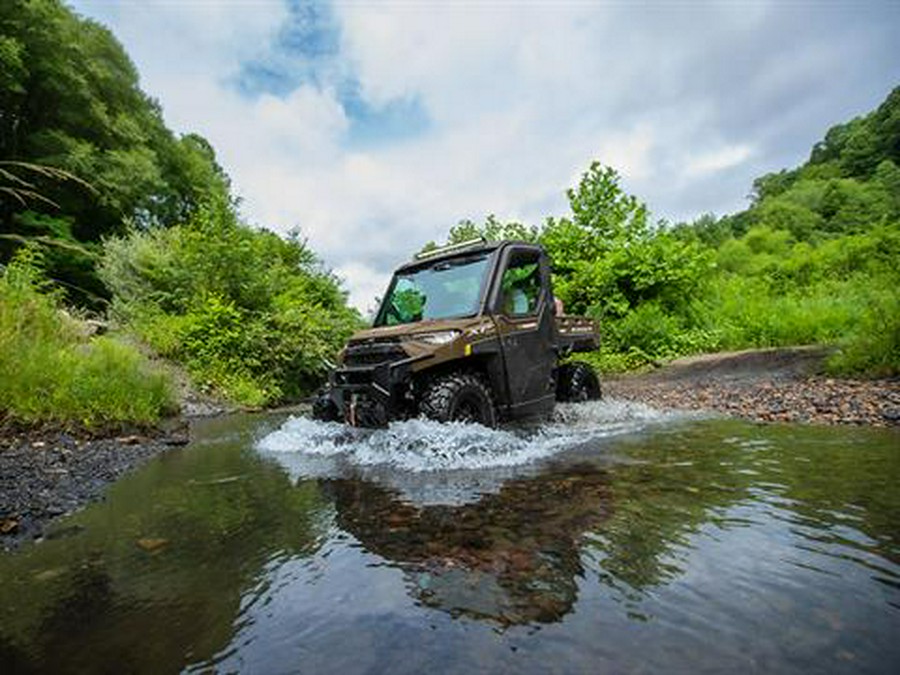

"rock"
[136,537,169,553]
[605,348,900,427]
[33,568,65,582]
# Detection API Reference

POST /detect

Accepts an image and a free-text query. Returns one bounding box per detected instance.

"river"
[1,401,898,674]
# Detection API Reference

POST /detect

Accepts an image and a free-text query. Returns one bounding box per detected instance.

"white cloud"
[70,0,900,310]
[594,125,658,181]
[254,88,348,155]
[685,144,755,177]
[334,260,391,316]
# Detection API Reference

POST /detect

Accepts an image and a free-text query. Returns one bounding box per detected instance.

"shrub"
[0,251,175,428]
[100,200,362,406]
[827,287,900,376]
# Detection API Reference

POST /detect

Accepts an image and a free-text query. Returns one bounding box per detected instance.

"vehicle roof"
[395,239,542,274]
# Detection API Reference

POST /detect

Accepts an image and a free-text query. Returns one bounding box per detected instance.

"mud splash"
[256,399,685,504]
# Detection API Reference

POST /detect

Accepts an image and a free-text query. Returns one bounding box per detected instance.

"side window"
[499,251,541,317]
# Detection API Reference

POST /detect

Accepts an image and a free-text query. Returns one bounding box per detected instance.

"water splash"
[259,399,672,470]
[256,399,680,504]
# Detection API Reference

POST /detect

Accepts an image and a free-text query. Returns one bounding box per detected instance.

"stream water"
[1,402,898,674]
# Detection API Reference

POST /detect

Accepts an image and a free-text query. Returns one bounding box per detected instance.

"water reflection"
[0,413,898,675]
[325,466,612,625]
[0,415,330,674]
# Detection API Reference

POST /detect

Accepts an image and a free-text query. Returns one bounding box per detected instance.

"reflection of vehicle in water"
[324,466,612,625]
[314,239,601,428]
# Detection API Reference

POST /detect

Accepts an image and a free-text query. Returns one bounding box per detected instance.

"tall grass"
[0,252,175,429]
[705,276,869,349]
[583,226,900,376]
[826,286,900,376]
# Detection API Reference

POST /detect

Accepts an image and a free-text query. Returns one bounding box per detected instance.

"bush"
[564,222,899,376]
[0,251,175,428]
[827,287,900,376]
[100,200,362,406]
[575,347,651,374]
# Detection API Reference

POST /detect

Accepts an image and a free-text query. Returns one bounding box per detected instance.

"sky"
[69,0,899,311]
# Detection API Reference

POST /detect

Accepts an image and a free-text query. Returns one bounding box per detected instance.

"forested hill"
[434,86,900,377]
[1,0,360,424]
[0,0,230,305]
[682,86,900,245]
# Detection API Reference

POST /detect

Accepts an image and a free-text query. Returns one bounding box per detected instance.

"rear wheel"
[556,362,601,402]
[419,372,497,427]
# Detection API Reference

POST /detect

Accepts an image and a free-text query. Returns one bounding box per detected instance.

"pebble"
[0,430,181,551]
[607,373,900,427]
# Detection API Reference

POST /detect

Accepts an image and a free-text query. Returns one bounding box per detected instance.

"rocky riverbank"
[0,421,190,550]
[1,365,231,550]
[3,347,898,551]
[605,347,900,427]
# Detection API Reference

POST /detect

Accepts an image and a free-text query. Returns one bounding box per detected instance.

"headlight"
[408,330,461,345]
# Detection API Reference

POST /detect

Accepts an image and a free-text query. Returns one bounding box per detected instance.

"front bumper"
[324,356,423,427]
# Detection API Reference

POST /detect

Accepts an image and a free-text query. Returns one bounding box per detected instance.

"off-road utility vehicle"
[313,239,601,427]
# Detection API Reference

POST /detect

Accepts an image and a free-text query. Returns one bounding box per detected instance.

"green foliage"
[754,198,824,240]
[0,0,378,425]
[693,224,900,371]
[427,88,900,377]
[0,0,231,306]
[421,214,539,253]
[827,286,900,377]
[540,163,713,330]
[0,249,175,427]
[671,213,731,248]
[101,200,362,406]
[566,162,650,240]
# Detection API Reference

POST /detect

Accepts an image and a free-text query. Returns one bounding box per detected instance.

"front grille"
[343,342,408,367]
[334,370,376,385]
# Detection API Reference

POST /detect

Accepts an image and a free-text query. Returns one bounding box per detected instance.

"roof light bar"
[413,237,487,261]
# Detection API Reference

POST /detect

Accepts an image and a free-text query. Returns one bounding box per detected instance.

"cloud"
[70,0,900,309]
[685,145,755,178]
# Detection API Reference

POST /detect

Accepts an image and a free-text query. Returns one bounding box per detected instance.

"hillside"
[432,87,900,377]
[0,0,360,429]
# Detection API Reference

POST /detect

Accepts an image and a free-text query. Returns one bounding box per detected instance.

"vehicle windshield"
[375,253,491,326]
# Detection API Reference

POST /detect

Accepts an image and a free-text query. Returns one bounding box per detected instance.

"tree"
[750,169,798,204]
[539,162,711,320]
[423,214,539,251]
[0,0,231,304]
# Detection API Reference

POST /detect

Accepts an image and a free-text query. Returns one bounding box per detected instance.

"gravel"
[0,422,189,550]
[605,347,900,427]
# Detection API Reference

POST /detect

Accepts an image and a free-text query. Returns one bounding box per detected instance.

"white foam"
[256,399,679,505]
[258,415,537,471]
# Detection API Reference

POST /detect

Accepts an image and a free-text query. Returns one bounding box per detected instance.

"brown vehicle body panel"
[324,240,599,426]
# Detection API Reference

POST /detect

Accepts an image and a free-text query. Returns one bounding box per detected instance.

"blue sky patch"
[339,83,430,147]
[235,0,430,145]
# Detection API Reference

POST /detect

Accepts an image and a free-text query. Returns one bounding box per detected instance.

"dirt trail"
[605,346,900,426]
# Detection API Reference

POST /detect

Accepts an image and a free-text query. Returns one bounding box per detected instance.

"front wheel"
[311,390,340,422]
[556,362,602,402]
[419,372,497,427]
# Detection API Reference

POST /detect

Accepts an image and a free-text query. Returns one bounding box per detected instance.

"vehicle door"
[491,246,557,417]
